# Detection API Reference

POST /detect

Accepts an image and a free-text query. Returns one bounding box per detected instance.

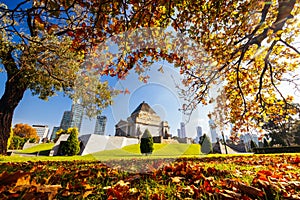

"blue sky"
[0,62,214,138]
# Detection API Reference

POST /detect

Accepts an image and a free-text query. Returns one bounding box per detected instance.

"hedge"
[253,146,300,154]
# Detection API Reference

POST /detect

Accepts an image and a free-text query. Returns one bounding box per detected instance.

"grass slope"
[18,143,55,154]
[91,144,201,160]
[2,144,200,162]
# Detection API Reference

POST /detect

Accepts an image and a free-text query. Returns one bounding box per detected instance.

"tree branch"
[279,39,300,55]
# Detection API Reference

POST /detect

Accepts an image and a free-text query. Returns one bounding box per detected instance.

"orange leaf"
[257,170,272,177]
[0,171,30,186]
[15,174,31,186]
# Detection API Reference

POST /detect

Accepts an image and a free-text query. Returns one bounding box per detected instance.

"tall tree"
[13,123,39,142]
[0,0,299,154]
[260,103,299,146]
[178,1,300,136]
[0,0,118,154]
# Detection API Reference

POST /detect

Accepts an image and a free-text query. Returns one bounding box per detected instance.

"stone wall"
[49,134,70,156]
[177,137,193,144]
[79,134,139,155]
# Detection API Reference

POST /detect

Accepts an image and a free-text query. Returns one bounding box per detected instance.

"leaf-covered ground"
[0,154,300,199]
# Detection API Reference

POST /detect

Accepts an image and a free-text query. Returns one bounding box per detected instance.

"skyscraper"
[180,122,186,138]
[209,118,218,143]
[50,126,60,141]
[59,102,84,132]
[60,111,72,130]
[70,103,84,131]
[177,129,181,138]
[196,126,202,138]
[94,115,107,135]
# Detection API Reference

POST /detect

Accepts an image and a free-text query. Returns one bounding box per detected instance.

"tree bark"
[0,76,27,155]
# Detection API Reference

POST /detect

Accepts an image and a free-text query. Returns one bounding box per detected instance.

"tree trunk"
[0,111,13,154]
[0,77,27,155]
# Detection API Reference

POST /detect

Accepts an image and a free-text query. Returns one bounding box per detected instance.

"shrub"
[140,129,154,155]
[60,128,80,156]
[253,146,300,154]
[7,127,13,150]
[199,134,212,154]
[263,138,269,147]
[250,140,258,151]
[29,138,37,143]
[9,136,27,150]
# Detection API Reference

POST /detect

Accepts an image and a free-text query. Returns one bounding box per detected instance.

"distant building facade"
[94,116,107,135]
[32,125,49,143]
[50,126,60,141]
[196,126,202,138]
[60,111,72,130]
[70,103,84,131]
[179,122,186,138]
[59,102,84,132]
[195,126,203,143]
[177,129,181,138]
[115,102,170,138]
[209,118,218,143]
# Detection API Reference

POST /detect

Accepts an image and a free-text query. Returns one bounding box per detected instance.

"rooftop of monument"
[131,101,157,116]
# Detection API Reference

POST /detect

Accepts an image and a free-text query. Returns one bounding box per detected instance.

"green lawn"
[2,143,255,163]
[2,143,202,162]
[91,143,201,160]
[18,143,55,154]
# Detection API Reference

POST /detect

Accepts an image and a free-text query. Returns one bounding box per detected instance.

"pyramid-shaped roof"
[131,101,156,115]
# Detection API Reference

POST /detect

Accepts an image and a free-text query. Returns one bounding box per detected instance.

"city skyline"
[2,63,217,139]
[3,57,298,139]
[94,116,107,135]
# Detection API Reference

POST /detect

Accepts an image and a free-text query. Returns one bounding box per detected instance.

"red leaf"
[67,31,74,37]
[124,88,130,94]
[257,170,272,177]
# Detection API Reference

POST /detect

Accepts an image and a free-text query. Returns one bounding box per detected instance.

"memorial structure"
[115,102,170,138]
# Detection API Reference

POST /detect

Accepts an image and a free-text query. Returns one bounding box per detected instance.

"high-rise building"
[94,116,107,135]
[32,125,49,143]
[59,103,84,132]
[195,126,203,143]
[70,103,84,132]
[177,129,181,138]
[209,118,218,143]
[51,126,60,141]
[196,126,202,138]
[180,122,186,138]
[60,111,72,130]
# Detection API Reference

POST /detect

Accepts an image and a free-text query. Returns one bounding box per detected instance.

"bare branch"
[279,39,300,55]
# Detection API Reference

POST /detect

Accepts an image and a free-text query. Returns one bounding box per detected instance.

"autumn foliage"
[0,0,299,154]
[1,155,300,199]
[13,124,39,142]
